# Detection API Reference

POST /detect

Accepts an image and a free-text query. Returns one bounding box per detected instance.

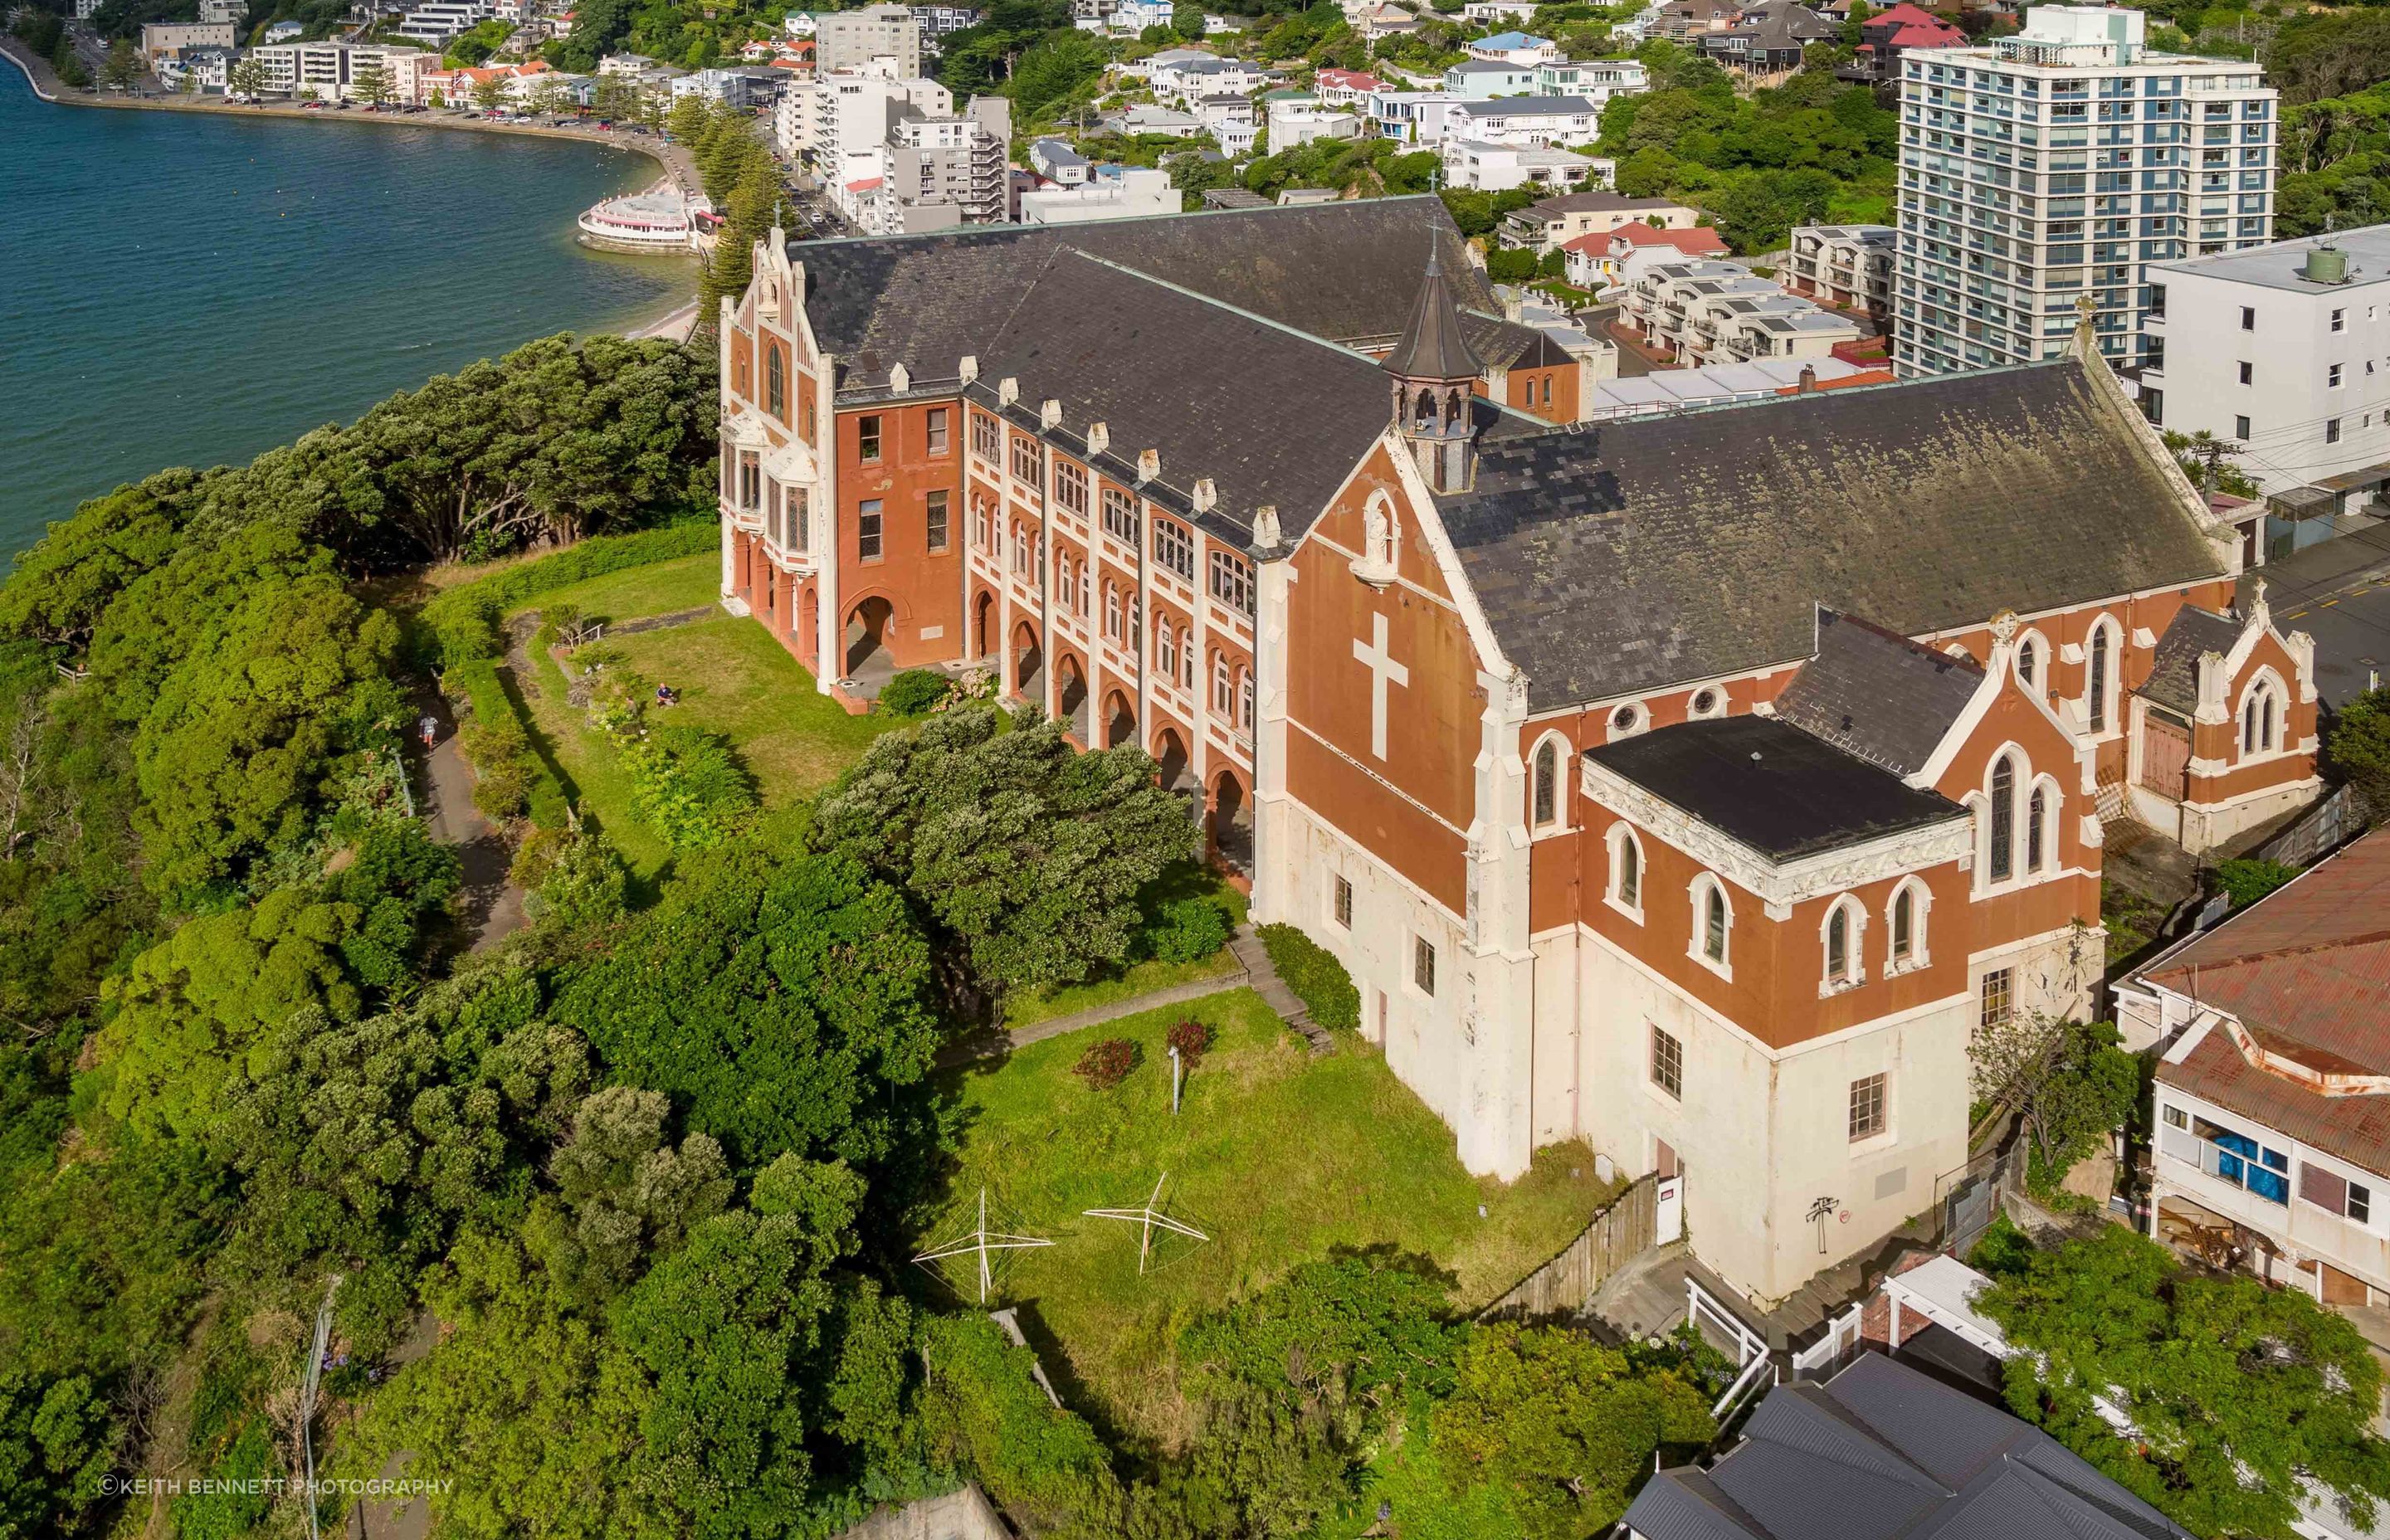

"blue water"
[0,61,694,548]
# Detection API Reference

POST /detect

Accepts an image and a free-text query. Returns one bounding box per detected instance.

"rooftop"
[2137,603,2242,714]
[1456,93,1596,115]
[1771,609,1984,777]
[2150,224,2390,295]
[1520,188,1690,218]
[1435,356,2227,706]
[1586,715,1964,861]
[1623,1352,2194,1540]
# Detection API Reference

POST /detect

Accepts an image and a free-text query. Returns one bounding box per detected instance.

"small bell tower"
[1383,250,1484,495]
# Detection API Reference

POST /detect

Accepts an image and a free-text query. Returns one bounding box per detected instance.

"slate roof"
[793,195,1492,387]
[1436,357,2227,708]
[2139,603,2241,714]
[1623,1352,2193,1540]
[958,249,1529,550]
[1519,188,1693,220]
[1771,609,1983,777]
[1583,715,1963,861]
[1456,93,1597,116]
[1462,310,1574,370]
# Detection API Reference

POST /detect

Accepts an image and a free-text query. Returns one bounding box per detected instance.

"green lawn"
[501,551,719,624]
[998,953,1245,1031]
[924,991,1616,1447]
[511,598,900,880]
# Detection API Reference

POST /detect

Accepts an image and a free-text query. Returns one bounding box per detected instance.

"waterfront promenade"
[0,33,702,195]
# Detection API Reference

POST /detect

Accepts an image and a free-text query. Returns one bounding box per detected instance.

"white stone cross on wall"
[1353,611,1408,761]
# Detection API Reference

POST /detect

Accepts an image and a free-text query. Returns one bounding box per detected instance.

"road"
[2240,521,2390,711]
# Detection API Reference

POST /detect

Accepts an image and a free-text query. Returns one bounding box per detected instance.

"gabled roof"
[1475,27,1551,46]
[1520,189,1690,219]
[2146,827,2390,1084]
[1772,608,1984,777]
[1435,356,2227,708]
[2137,603,2241,714]
[1563,220,1729,256]
[1585,715,1963,860]
[1623,1352,2193,1540]
[793,196,1492,388]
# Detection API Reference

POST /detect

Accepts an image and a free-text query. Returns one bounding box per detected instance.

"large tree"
[811,704,1197,994]
[1978,1224,2390,1539]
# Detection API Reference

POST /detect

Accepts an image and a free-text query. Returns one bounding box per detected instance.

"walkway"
[940,924,1333,1066]
[418,708,527,953]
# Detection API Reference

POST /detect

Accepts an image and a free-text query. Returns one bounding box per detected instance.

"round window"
[1612,704,1638,731]
[1692,689,1719,715]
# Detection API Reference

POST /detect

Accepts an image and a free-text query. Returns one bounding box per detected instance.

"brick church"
[716,198,2322,1306]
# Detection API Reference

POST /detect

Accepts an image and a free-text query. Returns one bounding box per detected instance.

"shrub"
[877,667,952,716]
[920,1316,1122,1533]
[2214,856,2297,909]
[1166,1017,1212,1067]
[1073,1038,1140,1090]
[1144,895,1232,963]
[421,523,714,667]
[621,725,758,851]
[446,658,569,829]
[1257,923,1360,1031]
[512,826,628,931]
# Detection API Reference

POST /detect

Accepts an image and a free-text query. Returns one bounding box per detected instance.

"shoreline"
[0,33,691,192]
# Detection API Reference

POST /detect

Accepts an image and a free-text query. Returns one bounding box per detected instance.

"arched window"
[1691,875,1732,970]
[1531,738,1559,827]
[1890,885,1916,967]
[1826,904,1852,984]
[1608,825,1642,914]
[2087,621,2114,733]
[1158,622,1177,681]
[1180,635,1195,690]
[2027,785,2051,873]
[1213,652,1232,714]
[765,347,785,419]
[1988,753,2017,883]
[1104,584,1120,641]
[2017,637,2039,690]
[2241,680,2280,755]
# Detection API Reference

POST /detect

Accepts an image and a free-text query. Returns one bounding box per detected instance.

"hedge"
[920,1316,1120,1534]
[1256,922,1361,1032]
[424,522,715,667]
[446,658,570,830]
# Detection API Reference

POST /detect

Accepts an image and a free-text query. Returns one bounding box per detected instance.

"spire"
[1383,247,1483,384]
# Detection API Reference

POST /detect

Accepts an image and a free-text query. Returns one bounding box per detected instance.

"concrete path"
[418,709,527,953]
[939,924,1332,1066]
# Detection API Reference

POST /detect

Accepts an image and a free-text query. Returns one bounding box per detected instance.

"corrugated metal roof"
[2158,1030,2390,1174]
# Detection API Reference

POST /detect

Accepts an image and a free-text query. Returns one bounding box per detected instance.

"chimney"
[997,376,1019,406]
[888,361,910,393]
[958,353,978,384]
[1040,398,1063,429]
[1797,363,1817,393]
[1192,478,1217,513]
[1086,421,1110,455]
[1137,448,1160,482]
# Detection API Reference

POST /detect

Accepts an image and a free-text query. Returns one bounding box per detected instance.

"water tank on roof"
[2303,244,2350,285]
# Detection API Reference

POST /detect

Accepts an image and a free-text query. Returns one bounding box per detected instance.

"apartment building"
[1441,139,1608,193]
[2140,228,2390,547]
[1785,223,1897,329]
[247,40,430,98]
[1017,165,1177,224]
[139,20,236,61]
[815,2,922,79]
[396,0,490,41]
[781,70,1007,234]
[1624,260,1864,367]
[1447,94,1599,149]
[1893,4,2277,378]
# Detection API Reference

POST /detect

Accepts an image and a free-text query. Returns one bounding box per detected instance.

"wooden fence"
[2253,782,2373,870]
[1478,1173,1661,1322]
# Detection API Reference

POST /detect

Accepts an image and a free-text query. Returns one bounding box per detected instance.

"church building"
[716,198,2320,1307]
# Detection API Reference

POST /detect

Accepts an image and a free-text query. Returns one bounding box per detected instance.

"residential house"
[1502,188,1702,252]
[1622,1352,2194,1540]
[2128,827,2390,1310]
[1624,259,1863,367]
[1462,0,1537,18]
[1440,58,1538,98]
[1350,2,1418,38]
[1843,0,1967,82]
[139,20,236,63]
[1193,92,1258,154]
[1646,0,1740,40]
[1313,66,1383,105]
[1368,88,1465,144]
[1267,95,1363,149]
[1152,54,1266,107]
[1785,222,1897,329]
[1098,105,1204,137]
[1534,56,1651,107]
[1442,139,1608,193]
[1028,136,1090,186]
[1447,94,1598,149]
[1017,164,1178,223]
[1466,28,1561,65]
[1561,218,1730,290]
[1700,0,1837,75]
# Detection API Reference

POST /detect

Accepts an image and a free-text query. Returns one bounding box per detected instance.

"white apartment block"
[814,2,922,80]
[1017,166,1176,225]
[1625,260,1864,367]
[1446,94,1599,149]
[196,0,246,18]
[2142,227,2390,541]
[139,21,236,61]
[397,0,492,41]
[1894,4,2277,378]
[1537,58,1651,109]
[1786,222,1898,321]
[1441,139,1609,193]
[1266,97,1363,149]
[247,41,429,99]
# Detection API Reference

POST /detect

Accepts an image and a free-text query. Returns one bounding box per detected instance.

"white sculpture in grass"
[1082,1172,1209,1275]
[911,1187,1053,1304]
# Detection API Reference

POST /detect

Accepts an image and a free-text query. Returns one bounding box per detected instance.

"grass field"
[501,551,719,624]
[924,991,1615,1450]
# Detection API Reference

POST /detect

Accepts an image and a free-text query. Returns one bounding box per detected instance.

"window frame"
[925,407,950,456]
[1848,1072,1888,1143]
[1650,1023,1683,1100]
[1412,935,1436,997]
[856,498,885,562]
[1207,549,1254,616]
[925,489,950,553]
[858,413,884,465]
[1154,518,1196,582]
[1689,874,1733,978]
[1333,874,1354,930]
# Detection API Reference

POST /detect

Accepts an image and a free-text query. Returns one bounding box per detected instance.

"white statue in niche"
[1356,494,1397,586]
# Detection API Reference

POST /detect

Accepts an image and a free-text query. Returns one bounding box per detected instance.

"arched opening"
[1987,753,2017,884]
[1209,768,1252,874]
[799,585,819,666]
[1012,621,1043,704]
[1154,728,1194,793]
[1104,690,1136,749]
[845,596,895,682]
[973,589,996,660]
[1056,653,1089,743]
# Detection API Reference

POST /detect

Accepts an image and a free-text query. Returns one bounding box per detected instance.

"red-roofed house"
[1314,67,1384,105]
[1560,219,1731,289]
[2130,822,2390,1309]
[1849,2,1966,80]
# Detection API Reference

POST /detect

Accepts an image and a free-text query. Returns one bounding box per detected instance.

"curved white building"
[577,185,710,253]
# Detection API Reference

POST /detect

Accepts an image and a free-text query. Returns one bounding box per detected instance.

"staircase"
[1228,925,1333,1055]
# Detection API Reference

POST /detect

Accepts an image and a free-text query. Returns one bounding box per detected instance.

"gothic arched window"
[2027,785,2050,873]
[2087,622,2114,733]
[1532,739,1559,828]
[1988,754,2017,882]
